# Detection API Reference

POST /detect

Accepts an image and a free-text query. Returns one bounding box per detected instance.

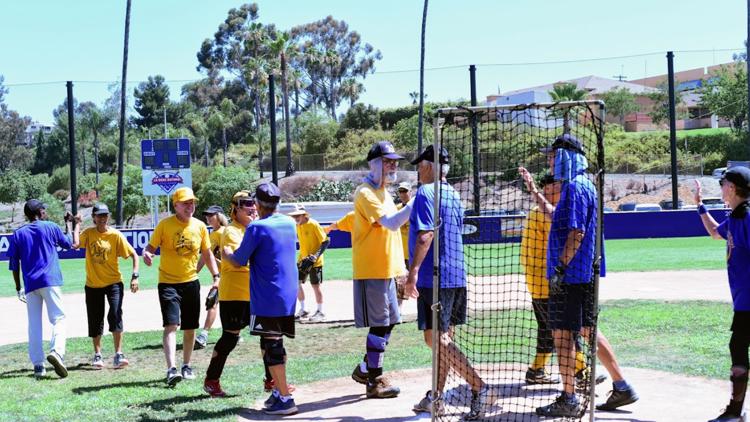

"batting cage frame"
[429,101,605,421]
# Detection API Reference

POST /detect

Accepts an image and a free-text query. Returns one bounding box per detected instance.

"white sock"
[360,361,368,373]
[280,394,293,402]
[317,303,323,313]
[200,329,208,337]
[299,300,305,311]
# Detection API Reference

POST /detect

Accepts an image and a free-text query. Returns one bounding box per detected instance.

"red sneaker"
[203,379,226,398]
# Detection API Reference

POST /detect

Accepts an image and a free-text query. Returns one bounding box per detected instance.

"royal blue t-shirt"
[547,175,598,284]
[717,205,750,311]
[232,213,298,317]
[409,182,466,289]
[7,220,73,294]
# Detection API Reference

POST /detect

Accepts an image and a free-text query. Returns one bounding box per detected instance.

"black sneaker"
[351,363,368,384]
[707,408,743,422]
[166,367,182,387]
[536,394,580,417]
[526,367,560,385]
[596,385,639,411]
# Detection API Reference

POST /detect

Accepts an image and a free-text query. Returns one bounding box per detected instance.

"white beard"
[385,171,398,183]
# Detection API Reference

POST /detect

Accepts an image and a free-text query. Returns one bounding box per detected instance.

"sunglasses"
[719,179,726,187]
[238,199,255,208]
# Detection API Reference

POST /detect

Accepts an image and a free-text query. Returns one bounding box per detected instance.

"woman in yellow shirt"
[195,205,229,349]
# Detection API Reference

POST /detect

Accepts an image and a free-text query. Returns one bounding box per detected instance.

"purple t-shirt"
[717,204,750,311]
[7,220,73,294]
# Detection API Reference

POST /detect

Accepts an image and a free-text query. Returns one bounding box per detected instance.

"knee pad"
[214,331,240,356]
[263,338,286,367]
[260,337,271,352]
[730,333,750,368]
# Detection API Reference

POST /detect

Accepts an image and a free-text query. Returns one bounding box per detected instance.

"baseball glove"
[205,287,218,310]
[298,256,316,275]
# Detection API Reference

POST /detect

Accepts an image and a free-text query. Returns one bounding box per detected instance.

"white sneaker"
[309,311,326,323]
[92,353,104,369]
[181,364,195,380]
[113,352,129,369]
[194,332,208,350]
[294,309,309,320]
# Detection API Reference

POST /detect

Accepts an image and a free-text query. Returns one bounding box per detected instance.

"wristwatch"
[212,273,220,279]
[131,272,139,279]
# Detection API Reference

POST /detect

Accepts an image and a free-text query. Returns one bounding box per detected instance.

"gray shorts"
[353,279,401,328]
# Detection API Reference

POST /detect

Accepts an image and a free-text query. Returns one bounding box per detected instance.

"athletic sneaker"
[308,310,326,323]
[465,385,499,420]
[166,367,182,387]
[181,364,195,380]
[707,402,744,422]
[366,375,400,398]
[575,366,607,390]
[203,379,226,398]
[194,332,208,350]
[525,367,560,384]
[46,351,68,378]
[294,309,309,320]
[33,365,46,379]
[264,389,280,409]
[536,394,580,417]
[351,363,368,384]
[264,396,298,415]
[92,353,104,369]
[412,390,444,414]
[113,352,129,369]
[596,384,639,411]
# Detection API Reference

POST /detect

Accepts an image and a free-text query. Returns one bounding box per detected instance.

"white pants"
[26,286,66,366]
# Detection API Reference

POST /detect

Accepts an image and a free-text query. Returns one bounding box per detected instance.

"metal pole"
[667,51,679,209]
[163,107,167,138]
[417,0,428,156]
[116,0,132,227]
[269,74,278,185]
[469,65,480,215]
[66,82,78,220]
[430,114,442,420]
[747,0,750,153]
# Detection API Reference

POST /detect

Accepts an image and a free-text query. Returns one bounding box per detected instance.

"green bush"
[24,173,50,200]
[98,165,149,227]
[298,179,357,202]
[297,109,339,154]
[195,166,258,215]
[39,192,66,226]
[392,114,434,154]
[341,103,379,131]
[47,165,72,194]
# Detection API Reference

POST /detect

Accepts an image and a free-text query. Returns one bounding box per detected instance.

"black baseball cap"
[410,145,450,165]
[723,167,750,190]
[202,205,224,215]
[24,199,46,216]
[540,133,585,156]
[255,182,281,204]
[539,174,556,187]
[366,141,404,162]
[92,203,110,215]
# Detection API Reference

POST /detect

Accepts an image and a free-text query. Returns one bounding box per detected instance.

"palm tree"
[418,0,429,154]
[268,31,297,176]
[207,98,237,167]
[340,78,364,107]
[548,82,588,133]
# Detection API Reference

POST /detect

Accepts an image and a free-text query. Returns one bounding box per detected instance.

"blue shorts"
[548,282,595,331]
[417,287,467,332]
[353,279,401,328]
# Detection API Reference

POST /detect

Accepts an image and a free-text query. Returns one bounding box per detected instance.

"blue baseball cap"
[255,182,281,204]
[540,133,585,156]
[367,141,404,162]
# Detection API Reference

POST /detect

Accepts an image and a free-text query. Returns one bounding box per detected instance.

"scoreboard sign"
[141,138,192,196]
[141,138,191,169]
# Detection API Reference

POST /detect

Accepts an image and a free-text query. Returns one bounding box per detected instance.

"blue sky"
[1,0,745,123]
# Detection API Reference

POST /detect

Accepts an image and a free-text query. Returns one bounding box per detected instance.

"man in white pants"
[8,199,80,378]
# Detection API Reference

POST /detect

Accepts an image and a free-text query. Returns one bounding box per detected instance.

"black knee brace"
[263,338,286,367]
[214,331,240,356]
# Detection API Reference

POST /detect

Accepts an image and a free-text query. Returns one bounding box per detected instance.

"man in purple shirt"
[7,199,80,379]
[696,167,750,422]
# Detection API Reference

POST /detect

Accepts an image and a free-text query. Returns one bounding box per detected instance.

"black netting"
[431,102,605,421]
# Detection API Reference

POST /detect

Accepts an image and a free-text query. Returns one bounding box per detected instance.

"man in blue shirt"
[8,199,80,379]
[403,146,494,419]
[223,182,299,416]
[696,167,750,422]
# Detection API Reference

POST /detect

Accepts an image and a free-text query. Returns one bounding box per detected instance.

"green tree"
[99,165,149,227]
[79,102,114,185]
[268,30,298,176]
[646,80,686,125]
[699,63,748,134]
[600,87,640,126]
[0,169,28,223]
[341,103,379,131]
[132,75,183,129]
[291,15,382,120]
[0,91,33,172]
[392,114,434,153]
[548,82,588,134]
[195,166,257,215]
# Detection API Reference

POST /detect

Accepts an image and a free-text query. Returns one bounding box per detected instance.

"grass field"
[0,300,732,421]
[0,237,724,297]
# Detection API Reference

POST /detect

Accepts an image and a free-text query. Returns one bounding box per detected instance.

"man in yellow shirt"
[288,204,330,323]
[143,187,221,387]
[203,192,256,397]
[73,203,139,370]
[349,141,412,399]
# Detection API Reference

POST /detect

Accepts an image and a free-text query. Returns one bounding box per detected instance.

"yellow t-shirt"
[352,183,406,279]
[397,203,410,263]
[219,221,249,301]
[335,211,355,232]
[148,215,210,284]
[209,226,225,260]
[520,206,551,299]
[297,218,327,268]
[80,227,135,288]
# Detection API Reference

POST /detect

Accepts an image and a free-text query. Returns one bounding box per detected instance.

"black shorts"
[249,314,295,338]
[85,282,124,337]
[300,266,323,285]
[157,280,201,330]
[416,287,467,332]
[219,300,250,331]
[732,311,750,334]
[548,282,596,331]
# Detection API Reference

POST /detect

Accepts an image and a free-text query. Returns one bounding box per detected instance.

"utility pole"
[667,51,679,210]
